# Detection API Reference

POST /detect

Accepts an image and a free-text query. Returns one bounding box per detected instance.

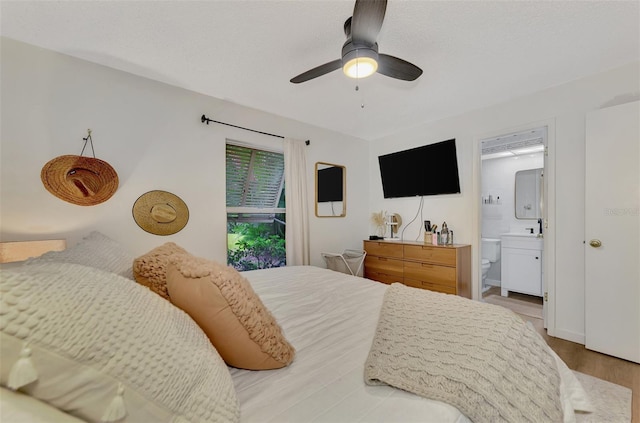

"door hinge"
[544,292,548,302]
[544,146,549,157]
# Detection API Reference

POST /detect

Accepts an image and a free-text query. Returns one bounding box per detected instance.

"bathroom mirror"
[515,168,543,219]
[315,162,346,217]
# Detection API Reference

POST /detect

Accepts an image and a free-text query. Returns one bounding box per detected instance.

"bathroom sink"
[501,233,542,238]
[501,233,544,249]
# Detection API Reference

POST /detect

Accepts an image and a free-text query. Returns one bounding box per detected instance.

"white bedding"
[0,388,85,423]
[234,266,470,423]
[0,261,588,423]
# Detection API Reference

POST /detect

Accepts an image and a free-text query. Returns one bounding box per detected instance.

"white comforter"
[233,266,470,423]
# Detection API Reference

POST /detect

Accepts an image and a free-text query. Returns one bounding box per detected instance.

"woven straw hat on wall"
[40,155,119,206]
[132,190,189,236]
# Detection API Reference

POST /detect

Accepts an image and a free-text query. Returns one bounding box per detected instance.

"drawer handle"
[421,263,434,268]
[378,257,388,261]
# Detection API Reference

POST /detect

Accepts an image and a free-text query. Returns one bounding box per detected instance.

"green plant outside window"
[226,144,286,271]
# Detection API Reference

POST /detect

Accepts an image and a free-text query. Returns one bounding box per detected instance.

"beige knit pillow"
[133,242,189,299]
[166,255,295,370]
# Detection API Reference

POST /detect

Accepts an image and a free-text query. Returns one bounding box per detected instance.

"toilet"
[481,238,501,284]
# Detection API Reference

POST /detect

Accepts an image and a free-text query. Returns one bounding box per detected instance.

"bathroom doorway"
[478,126,547,323]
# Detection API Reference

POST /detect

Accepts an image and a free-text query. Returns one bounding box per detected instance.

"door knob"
[589,239,602,248]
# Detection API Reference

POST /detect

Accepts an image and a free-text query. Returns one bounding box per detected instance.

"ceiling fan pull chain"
[354,83,365,109]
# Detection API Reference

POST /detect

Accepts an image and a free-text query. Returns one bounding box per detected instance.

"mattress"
[233,266,470,423]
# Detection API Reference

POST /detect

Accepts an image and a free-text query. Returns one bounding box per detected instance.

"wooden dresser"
[363,239,471,298]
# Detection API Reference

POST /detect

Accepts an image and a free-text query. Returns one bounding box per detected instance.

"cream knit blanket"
[365,283,563,423]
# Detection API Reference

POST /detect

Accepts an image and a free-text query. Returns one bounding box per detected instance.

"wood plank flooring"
[484,289,639,422]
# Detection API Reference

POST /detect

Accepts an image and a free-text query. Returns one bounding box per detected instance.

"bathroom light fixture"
[481,143,545,160]
[342,48,378,79]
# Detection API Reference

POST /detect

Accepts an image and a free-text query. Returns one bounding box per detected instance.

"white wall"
[0,38,369,267]
[369,61,640,343]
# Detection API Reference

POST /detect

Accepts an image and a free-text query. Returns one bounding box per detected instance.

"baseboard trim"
[552,328,585,345]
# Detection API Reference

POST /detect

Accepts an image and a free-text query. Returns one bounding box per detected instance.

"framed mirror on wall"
[515,168,543,219]
[315,162,346,217]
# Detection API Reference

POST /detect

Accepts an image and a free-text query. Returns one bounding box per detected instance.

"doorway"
[478,126,548,325]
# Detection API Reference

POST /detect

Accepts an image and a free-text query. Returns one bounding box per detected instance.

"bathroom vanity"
[500,233,543,297]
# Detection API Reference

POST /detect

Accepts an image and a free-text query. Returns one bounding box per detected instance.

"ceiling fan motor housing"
[341,41,379,66]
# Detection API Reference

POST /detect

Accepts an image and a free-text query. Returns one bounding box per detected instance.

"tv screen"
[378,139,461,198]
[317,166,344,202]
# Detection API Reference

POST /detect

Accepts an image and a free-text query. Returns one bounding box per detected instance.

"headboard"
[0,239,66,263]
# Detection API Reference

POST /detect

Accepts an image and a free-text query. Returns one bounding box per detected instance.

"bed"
[0,232,595,423]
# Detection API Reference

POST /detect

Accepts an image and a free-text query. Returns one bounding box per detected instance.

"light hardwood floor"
[484,289,639,422]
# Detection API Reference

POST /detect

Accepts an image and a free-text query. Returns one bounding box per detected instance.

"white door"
[585,101,640,364]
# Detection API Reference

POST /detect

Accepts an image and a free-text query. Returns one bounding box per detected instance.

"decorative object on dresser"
[370,210,386,237]
[385,212,402,239]
[363,239,471,298]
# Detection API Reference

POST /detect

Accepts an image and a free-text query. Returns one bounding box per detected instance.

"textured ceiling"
[2,0,639,141]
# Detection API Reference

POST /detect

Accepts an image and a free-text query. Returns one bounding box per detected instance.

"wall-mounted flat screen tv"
[378,139,461,198]
[317,166,344,202]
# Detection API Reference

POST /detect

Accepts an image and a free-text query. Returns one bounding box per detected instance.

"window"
[226,143,286,271]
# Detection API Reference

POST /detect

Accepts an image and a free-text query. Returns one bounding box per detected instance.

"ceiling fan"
[290,0,422,84]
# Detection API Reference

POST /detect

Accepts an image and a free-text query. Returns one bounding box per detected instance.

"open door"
[585,101,639,363]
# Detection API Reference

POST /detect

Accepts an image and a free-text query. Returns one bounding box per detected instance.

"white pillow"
[0,262,240,423]
[25,231,135,279]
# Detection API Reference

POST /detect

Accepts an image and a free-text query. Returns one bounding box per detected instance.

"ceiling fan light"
[343,56,378,78]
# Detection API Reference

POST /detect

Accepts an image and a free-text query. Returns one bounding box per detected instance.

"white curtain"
[284,138,310,265]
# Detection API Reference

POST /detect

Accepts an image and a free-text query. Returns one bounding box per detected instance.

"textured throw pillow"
[26,231,135,279]
[166,255,295,370]
[0,262,240,423]
[133,242,189,300]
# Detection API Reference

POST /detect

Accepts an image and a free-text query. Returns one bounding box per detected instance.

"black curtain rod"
[201,114,310,145]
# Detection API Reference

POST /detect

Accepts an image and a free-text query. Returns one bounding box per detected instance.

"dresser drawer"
[363,241,403,259]
[365,270,404,285]
[403,278,457,295]
[404,245,456,266]
[403,261,456,286]
[365,255,403,277]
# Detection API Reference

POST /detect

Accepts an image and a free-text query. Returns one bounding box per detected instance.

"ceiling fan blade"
[377,54,423,81]
[290,59,342,84]
[351,0,387,45]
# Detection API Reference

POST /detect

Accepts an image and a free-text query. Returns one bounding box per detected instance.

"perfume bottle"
[440,222,449,245]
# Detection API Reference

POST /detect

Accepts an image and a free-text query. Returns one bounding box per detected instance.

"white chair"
[321,249,366,277]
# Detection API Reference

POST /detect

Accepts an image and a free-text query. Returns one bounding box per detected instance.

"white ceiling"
[2,0,638,141]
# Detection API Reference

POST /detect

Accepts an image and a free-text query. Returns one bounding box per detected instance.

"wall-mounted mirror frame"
[315,162,346,218]
[515,168,543,219]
